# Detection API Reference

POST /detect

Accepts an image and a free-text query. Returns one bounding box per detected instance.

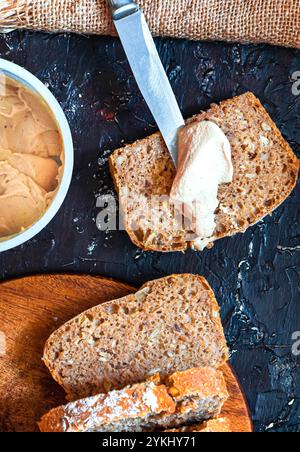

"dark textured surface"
[0,30,300,432]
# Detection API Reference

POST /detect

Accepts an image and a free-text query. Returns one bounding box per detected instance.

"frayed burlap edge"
[0,0,299,48]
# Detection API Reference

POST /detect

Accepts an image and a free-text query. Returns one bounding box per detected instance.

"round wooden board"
[0,274,253,432]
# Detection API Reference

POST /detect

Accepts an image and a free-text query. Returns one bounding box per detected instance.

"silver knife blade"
[111,5,185,166]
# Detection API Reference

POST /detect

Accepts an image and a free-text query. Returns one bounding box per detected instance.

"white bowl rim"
[0,58,74,252]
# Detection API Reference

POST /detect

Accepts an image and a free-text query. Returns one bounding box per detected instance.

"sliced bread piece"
[110,132,186,252]
[109,92,299,252]
[39,367,228,433]
[165,417,231,433]
[39,380,174,433]
[150,367,229,431]
[43,274,228,401]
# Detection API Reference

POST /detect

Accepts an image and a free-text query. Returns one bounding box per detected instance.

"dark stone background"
[1,30,300,432]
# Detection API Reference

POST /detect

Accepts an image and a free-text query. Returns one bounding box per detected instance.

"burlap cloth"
[1,0,299,48]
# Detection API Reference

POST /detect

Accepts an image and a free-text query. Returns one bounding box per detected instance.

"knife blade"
[107,0,185,166]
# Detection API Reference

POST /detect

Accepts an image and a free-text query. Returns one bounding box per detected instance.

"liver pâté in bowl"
[0,59,73,252]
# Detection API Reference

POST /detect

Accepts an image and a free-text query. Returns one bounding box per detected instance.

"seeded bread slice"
[43,274,228,401]
[109,92,299,252]
[39,380,174,433]
[39,368,228,433]
[149,368,229,431]
[165,417,231,433]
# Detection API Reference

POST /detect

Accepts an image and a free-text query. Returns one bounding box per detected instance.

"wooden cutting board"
[0,274,253,432]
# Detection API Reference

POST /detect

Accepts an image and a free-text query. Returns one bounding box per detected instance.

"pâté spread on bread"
[171,120,233,251]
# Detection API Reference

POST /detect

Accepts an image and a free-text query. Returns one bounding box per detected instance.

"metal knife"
[107,0,185,166]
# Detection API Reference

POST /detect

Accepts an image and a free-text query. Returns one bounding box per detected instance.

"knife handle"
[107,0,139,20]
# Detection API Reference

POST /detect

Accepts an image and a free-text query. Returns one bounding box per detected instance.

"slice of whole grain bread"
[109,92,299,252]
[148,367,229,432]
[39,367,228,433]
[43,274,228,401]
[39,380,174,433]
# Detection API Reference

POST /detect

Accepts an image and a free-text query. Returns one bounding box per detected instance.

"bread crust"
[39,382,175,433]
[39,367,228,433]
[165,417,231,433]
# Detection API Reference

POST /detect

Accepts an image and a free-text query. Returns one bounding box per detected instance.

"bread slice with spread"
[109,92,299,252]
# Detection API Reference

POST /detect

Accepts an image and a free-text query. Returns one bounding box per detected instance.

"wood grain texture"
[0,274,252,432]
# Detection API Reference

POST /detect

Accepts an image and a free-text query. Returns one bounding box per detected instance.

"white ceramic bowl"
[0,59,74,252]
